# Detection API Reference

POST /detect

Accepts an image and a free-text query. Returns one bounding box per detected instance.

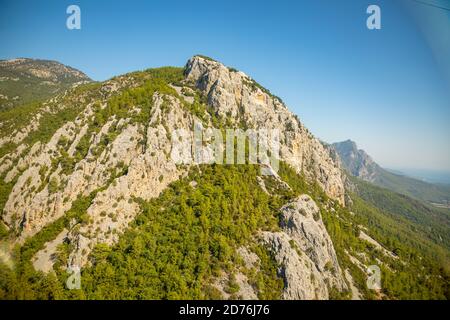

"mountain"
[0,56,448,300]
[348,175,450,253]
[0,58,91,110]
[330,140,380,181]
[386,168,450,186]
[331,140,450,208]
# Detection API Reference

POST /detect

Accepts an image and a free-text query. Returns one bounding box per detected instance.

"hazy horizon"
[385,167,450,185]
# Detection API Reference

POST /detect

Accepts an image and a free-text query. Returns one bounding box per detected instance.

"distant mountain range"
[0,58,91,110]
[385,168,450,186]
[331,140,450,208]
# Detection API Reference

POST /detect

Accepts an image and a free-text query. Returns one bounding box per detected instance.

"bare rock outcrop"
[1,56,347,277]
[261,194,347,299]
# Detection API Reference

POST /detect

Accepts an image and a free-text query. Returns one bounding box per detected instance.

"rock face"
[331,139,450,206]
[331,140,380,182]
[67,94,190,267]
[2,89,193,267]
[261,195,347,299]
[185,56,345,204]
[0,55,346,274]
[0,58,91,110]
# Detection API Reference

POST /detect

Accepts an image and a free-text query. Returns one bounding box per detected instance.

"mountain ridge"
[0,58,91,110]
[331,139,450,207]
[0,56,448,300]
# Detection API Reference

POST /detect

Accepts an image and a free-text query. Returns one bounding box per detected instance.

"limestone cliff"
[0,56,347,294]
[185,56,345,204]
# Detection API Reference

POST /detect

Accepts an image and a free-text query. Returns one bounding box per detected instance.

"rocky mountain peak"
[331,139,450,206]
[261,194,347,299]
[338,139,358,152]
[184,55,285,121]
[184,55,346,204]
[0,55,346,273]
[331,140,379,181]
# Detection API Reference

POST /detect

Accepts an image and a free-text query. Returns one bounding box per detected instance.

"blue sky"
[1,0,449,171]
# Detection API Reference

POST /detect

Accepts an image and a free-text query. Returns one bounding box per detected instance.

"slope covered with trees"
[0,58,91,111]
[349,176,450,253]
[332,140,450,207]
[0,57,448,300]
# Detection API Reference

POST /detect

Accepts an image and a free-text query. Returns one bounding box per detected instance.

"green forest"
[0,162,448,299]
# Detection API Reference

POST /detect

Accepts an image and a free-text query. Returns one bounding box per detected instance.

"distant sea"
[386,168,450,185]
